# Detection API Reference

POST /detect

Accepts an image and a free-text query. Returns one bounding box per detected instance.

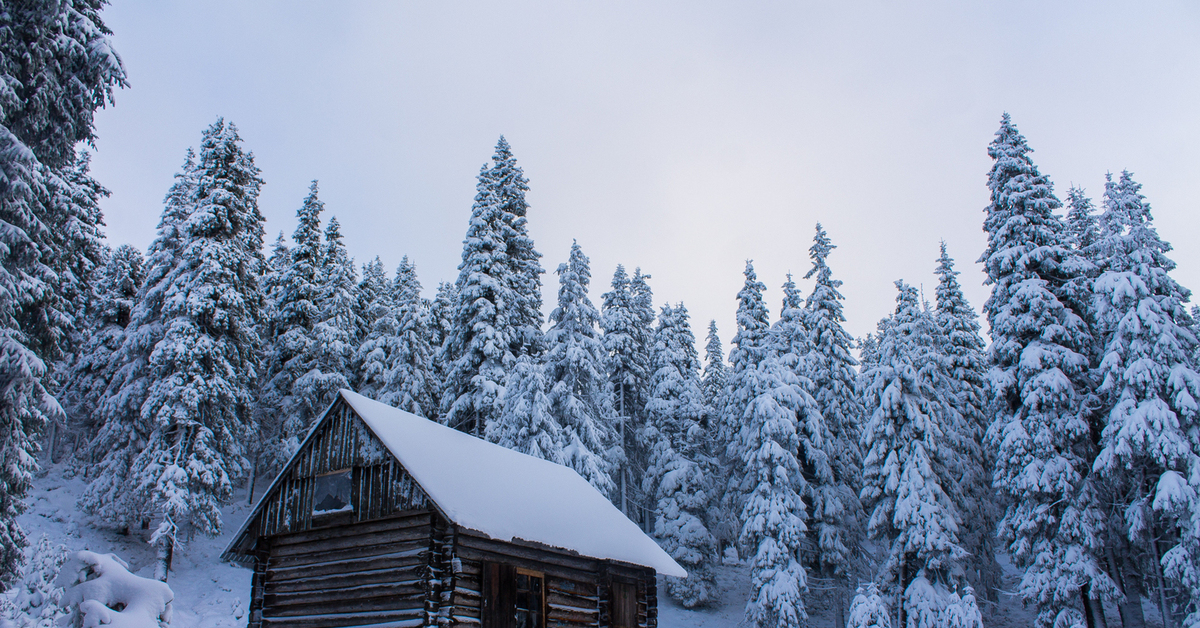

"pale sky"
[88,1,1200,347]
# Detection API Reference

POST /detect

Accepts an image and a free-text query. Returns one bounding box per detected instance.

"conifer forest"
[1,3,1199,628]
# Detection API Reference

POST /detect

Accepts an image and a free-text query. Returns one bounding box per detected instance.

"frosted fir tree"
[1091,171,1200,628]
[256,181,325,472]
[427,281,457,388]
[59,244,145,446]
[79,149,199,532]
[726,261,814,628]
[979,114,1113,628]
[124,118,265,581]
[802,224,868,614]
[701,320,727,414]
[643,303,718,607]
[379,257,437,418]
[0,0,125,584]
[291,216,359,437]
[1,535,68,628]
[601,264,653,521]
[544,241,618,496]
[355,256,390,361]
[489,355,562,463]
[860,281,965,628]
[847,583,892,628]
[1066,186,1100,253]
[354,258,394,399]
[441,137,544,435]
[932,243,1000,600]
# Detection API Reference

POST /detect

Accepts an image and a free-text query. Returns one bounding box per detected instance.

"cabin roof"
[225,389,686,578]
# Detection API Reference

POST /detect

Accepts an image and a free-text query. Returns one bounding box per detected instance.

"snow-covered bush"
[0,536,68,627]
[55,552,172,628]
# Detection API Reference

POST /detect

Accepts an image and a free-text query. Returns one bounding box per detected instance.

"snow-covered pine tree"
[379,257,436,418]
[1066,186,1100,253]
[601,264,653,523]
[701,319,727,415]
[59,244,145,449]
[354,258,394,400]
[980,114,1114,628]
[544,241,617,496]
[860,281,965,628]
[441,138,544,435]
[122,118,265,580]
[256,181,325,473]
[0,0,125,584]
[802,224,867,616]
[490,355,562,463]
[727,262,814,628]
[291,216,358,437]
[933,242,1000,601]
[848,583,892,628]
[1091,170,1200,628]
[643,302,718,608]
[79,149,198,532]
[427,281,457,391]
[355,256,389,366]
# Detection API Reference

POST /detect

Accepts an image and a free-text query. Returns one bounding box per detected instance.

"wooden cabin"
[222,389,685,628]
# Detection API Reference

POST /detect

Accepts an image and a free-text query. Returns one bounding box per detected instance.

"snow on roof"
[339,390,686,578]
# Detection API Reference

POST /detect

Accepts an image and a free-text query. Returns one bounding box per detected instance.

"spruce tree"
[933,242,1000,601]
[644,302,718,607]
[126,118,265,580]
[0,0,125,584]
[803,224,867,615]
[727,261,814,628]
[257,182,325,472]
[1066,186,1100,253]
[860,281,965,628]
[1091,171,1200,628]
[441,138,544,435]
[980,114,1114,628]
[291,216,358,432]
[701,319,727,415]
[490,355,561,463]
[544,241,617,495]
[427,281,456,391]
[354,258,393,400]
[80,150,198,531]
[60,244,144,447]
[379,257,436,418]
[601,264,654,522]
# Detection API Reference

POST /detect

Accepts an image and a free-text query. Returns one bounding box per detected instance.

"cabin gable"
[226,398,433,560]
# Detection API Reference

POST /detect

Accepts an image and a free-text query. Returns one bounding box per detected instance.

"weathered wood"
[261,606,424,628]
[457,534,597,573]
[271,511,429,546]
[269,524,431,558]
[265,580,426,609]
[268,547,427,576]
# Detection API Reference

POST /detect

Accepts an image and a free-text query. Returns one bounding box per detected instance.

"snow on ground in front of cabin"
[15,462,251,627]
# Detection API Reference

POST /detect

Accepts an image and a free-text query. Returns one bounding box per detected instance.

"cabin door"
[483,562,544,628]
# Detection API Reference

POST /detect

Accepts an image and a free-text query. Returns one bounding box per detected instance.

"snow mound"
[55,552,173,628]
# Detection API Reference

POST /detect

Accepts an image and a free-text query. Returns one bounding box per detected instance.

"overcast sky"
[88,1,1200,346]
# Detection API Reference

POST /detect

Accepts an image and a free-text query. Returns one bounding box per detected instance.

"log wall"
[253,511,435,628]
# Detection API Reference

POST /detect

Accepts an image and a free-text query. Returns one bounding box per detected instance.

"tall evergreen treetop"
[544,241,617,496]
[441,138,544,435]
[979,114,1110,628]
[1066,186,1099,253]
[701,319,727,417]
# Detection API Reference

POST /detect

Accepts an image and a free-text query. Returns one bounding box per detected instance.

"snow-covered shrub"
[55,552,172,628]
[1,536,68,627]
[847,583,891,628]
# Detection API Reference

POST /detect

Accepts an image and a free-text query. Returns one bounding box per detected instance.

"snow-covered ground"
[10,461,1167,628]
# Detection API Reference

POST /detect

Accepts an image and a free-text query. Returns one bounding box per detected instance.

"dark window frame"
[483,562,545,628]
[610,577,637,628]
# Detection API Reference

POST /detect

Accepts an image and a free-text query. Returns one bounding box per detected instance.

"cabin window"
[483,563,544,628]
[611,579,637,628]
[312,469,353,515]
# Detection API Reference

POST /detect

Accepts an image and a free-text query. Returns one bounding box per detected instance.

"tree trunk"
[247,454,259,505]
[835,583,846,628]
[1151,529,1172,628]
[155,535,174,582]
[1108,545,1146,628]
[1084,583,1108,628]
